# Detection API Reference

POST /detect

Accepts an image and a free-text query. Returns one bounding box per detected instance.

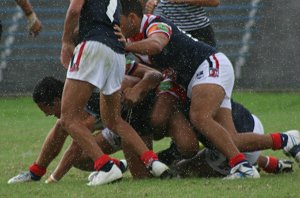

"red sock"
[111,158,120,167]
[270,133,282,150]
[229,153,246,168]
[29,163,46,177]
[140,150,158,167]
[262,156,279,173]
[94,154,111,171]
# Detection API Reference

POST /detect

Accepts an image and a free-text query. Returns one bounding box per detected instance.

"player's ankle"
[29,162,46,180]
[229,153,247,168]
[140,150,159,168]
[94,154,111,171]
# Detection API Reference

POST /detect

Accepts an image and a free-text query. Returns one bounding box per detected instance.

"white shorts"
[205,114,264,175]
[187,52,235,109]
[67,41,126,95]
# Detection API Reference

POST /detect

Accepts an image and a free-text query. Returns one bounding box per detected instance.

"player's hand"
[145,0,159,14]
[123,87,142,106]
[27,12,42,37]
[45,174,58,184]
[61,42,75,69]
[114,25,126,46]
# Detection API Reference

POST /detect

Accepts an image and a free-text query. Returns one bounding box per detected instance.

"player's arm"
[15,0,42,37]
[61,0,84,68]
[46,140,83,183]
[125,33,169,55]
[46,114,96,183]
[125,22,172,55]
[168,0,220,7]
[35,120,69,169]
[8,120,69,184]
[124,62,162,104]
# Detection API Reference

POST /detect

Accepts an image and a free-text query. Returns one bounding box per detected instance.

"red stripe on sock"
[229,153,246,168]
[29,163,46,177]
[140,150,158,167]
[94,154,111,171]
[263,156,279,173]
[270,133,282,150]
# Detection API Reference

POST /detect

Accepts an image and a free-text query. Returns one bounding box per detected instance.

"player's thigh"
[190,84,225,119]
[61,79,94,119]
[151,93,177,125]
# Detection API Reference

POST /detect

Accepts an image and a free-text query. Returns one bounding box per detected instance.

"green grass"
[1,92,300,197]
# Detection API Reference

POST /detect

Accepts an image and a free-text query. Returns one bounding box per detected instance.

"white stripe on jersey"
[154,1,210,32]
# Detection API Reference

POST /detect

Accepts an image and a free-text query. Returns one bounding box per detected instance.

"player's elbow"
[150,41,164,55]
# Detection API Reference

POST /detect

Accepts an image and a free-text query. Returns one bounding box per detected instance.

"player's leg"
[168,111,199,158]
[123,135,153,179]
[190,84,240,160]
[99,46,171,178]
[188,53,258,179]
[151,93,177,140]
[60,79,104,160]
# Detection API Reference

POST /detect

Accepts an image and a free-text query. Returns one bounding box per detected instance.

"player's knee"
[150,113,168,129]
[189,110,210,128]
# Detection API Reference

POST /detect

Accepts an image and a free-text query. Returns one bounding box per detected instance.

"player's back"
[79,0,124,53]
[145,15,217,87]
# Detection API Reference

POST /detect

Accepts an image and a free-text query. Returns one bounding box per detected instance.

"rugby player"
[8,61,163,184]
[59,0,170,186]
[118,0,300,179]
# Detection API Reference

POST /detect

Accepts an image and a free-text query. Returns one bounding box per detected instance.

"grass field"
[1,92,300,197]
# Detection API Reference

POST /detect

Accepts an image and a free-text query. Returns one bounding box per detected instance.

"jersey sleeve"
[146,22,172,39]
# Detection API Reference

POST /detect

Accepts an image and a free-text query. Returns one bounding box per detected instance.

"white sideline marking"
[0,6,23,82]
[234,0,262,79]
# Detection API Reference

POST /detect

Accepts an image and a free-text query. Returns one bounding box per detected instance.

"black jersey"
[83,90,155,136]
[198,100,255,149]
[122,91,156,136]
[128,14,217,88]
[79,0,124,53]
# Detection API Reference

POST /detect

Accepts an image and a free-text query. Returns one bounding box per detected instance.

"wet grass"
[1,92,300,198]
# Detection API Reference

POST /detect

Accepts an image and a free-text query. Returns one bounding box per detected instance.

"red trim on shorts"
[212,54,219,69]
[75,41,86,66]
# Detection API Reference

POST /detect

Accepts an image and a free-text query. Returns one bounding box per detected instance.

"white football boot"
[87,164,122,186]
[149,161,173,179]
[8,172,34,184]
[282,130,300,166]
[88,160,127,182]
[224,161,260,180]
